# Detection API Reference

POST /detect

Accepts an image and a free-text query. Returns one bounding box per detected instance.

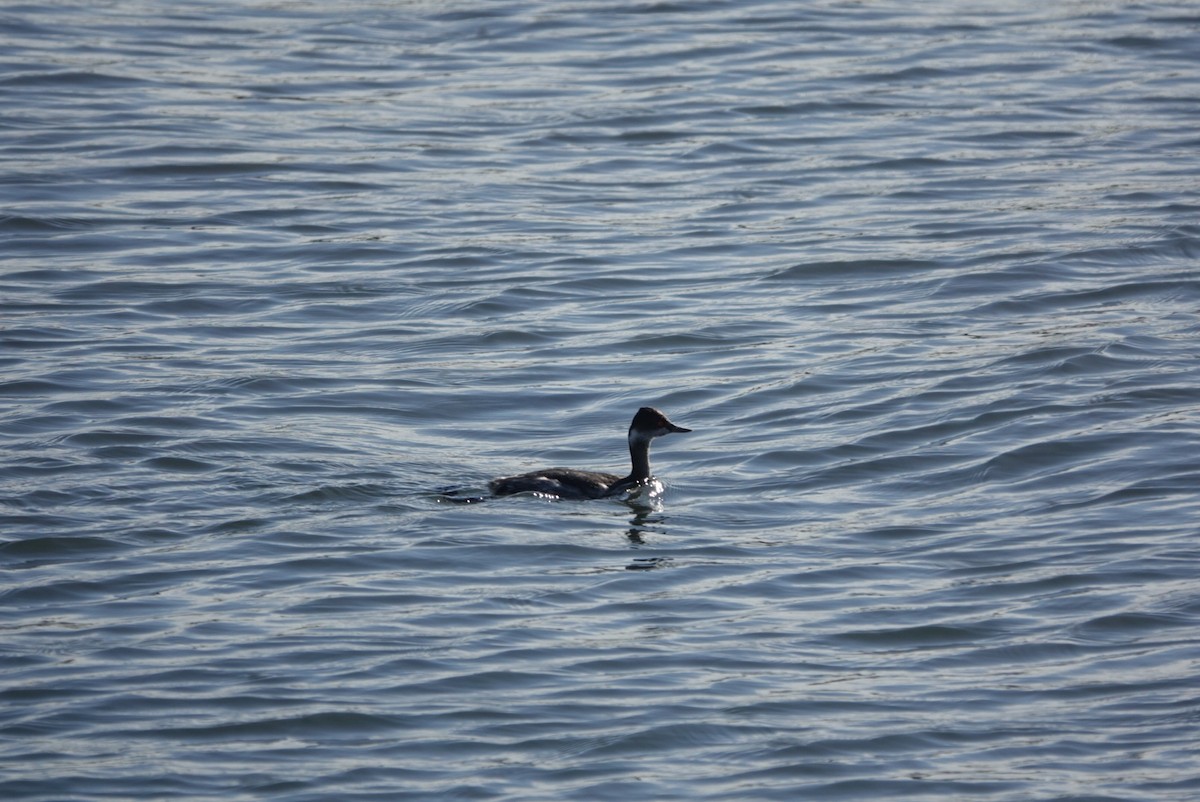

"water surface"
[3,2,1200,800]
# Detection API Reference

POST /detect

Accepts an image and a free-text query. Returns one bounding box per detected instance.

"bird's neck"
[627,431,652,481]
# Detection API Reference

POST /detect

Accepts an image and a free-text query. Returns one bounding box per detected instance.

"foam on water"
[3,1,1200,800]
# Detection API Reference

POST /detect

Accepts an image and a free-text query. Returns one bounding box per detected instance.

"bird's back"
[488,468,622,500]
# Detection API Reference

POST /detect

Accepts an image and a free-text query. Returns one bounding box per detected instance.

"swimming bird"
[489,407,691,500]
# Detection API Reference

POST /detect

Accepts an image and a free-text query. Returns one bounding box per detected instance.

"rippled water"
[4,2,1200,800]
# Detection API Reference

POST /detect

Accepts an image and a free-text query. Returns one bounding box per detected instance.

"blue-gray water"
[3,2,1200,800]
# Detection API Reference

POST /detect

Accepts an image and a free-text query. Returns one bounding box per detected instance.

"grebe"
[489,407,691,500]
